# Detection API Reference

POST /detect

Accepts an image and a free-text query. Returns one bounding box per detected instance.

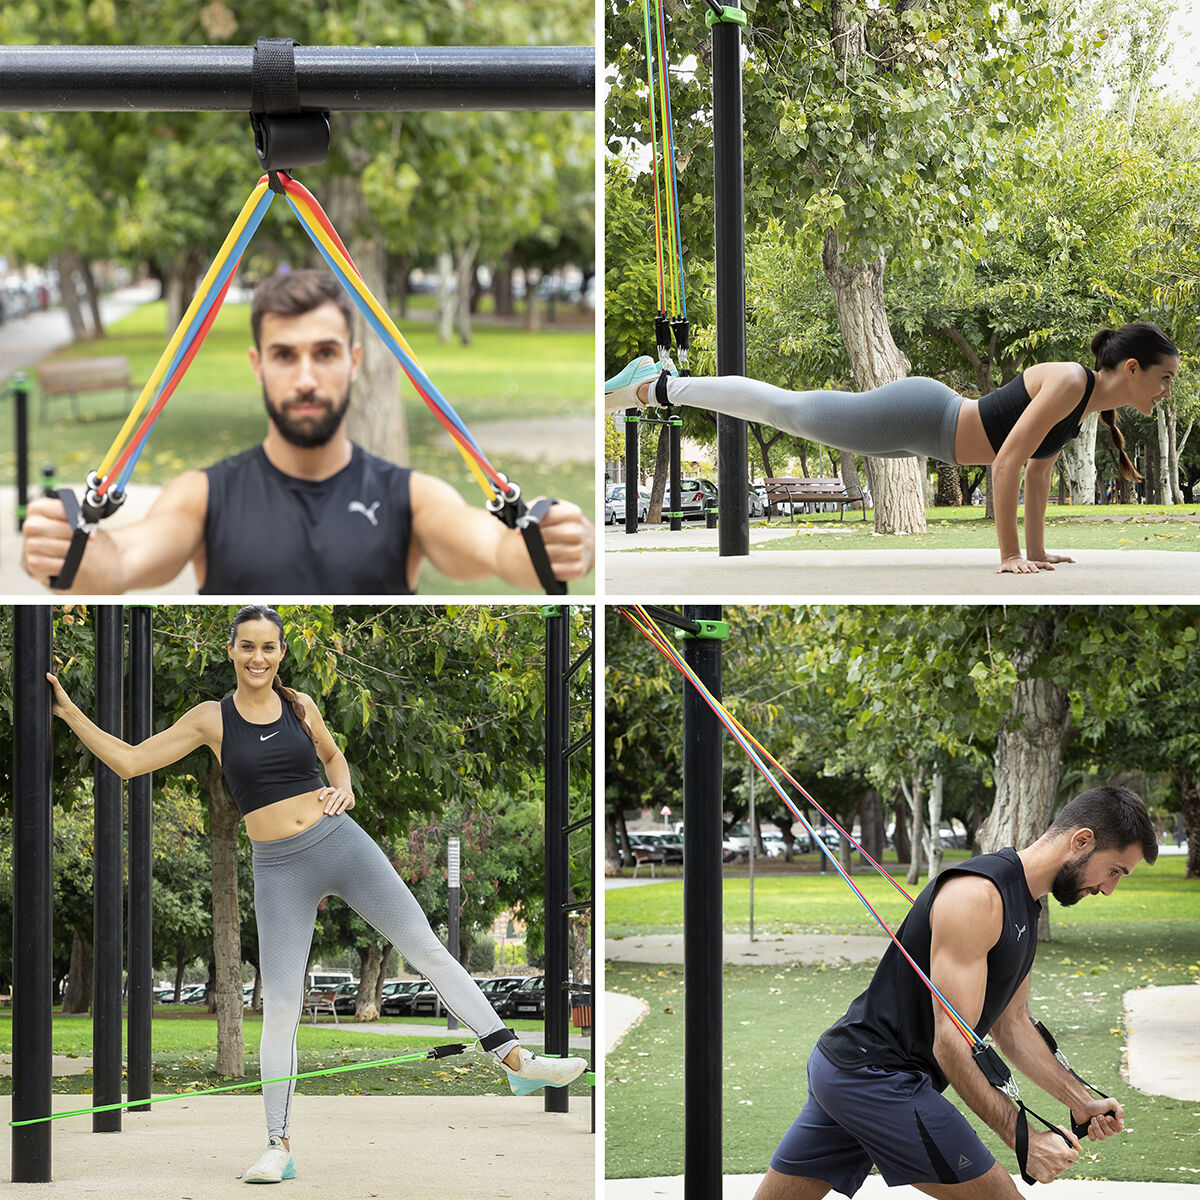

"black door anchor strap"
[1034,1020,1119,1139]
[973,1042,1075,1186]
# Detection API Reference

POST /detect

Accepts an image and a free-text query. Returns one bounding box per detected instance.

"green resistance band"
[9,1042,467,1127]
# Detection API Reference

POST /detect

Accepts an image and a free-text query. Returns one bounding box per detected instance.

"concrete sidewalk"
[606,1174,1200,1198]
[2,1093,593,1198]
[607,932,888,968]
[605,540,1200,597]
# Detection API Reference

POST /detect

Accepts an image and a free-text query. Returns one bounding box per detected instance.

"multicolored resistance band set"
[49,161,565,593]
[641,0,689,374]
[619,604,1117,1187]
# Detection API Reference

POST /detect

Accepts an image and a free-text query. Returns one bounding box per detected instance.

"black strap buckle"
[249,37,330,176]
[1034,1019,1116,1138]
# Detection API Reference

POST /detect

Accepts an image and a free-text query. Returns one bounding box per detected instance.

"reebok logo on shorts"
[957,1154,973,1170]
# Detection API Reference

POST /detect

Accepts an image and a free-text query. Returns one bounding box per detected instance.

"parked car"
[605,483,650,524]
[637,831,683,864]
[748,487,767,518]
[679,477,719,519]
[476,976,526,1013]
[179,983,208,1005]
[502,975,547,1020]
[380,979,426,1017]
[332,980,361,1015]
[409,985,445,1017]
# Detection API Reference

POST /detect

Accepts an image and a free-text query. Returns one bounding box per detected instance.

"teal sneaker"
[605,355,674,412]
[502,1048,587,1096]
[243,1136,296,1184]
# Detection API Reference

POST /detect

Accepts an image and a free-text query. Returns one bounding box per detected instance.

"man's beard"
[263,381,351,448]
[1050,848,1095,907]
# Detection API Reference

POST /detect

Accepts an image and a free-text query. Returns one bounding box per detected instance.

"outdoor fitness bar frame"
[0,45,594,111]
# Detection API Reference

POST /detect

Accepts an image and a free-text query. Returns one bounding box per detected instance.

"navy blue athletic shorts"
[769,1046,996,1196]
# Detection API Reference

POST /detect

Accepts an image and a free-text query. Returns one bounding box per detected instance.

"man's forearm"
[934,1033,1019,1149]
[992,1016,1093,1112]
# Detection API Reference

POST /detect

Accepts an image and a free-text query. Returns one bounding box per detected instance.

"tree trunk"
[858,788,885,865]
[494,255,515,316]
[1181,776,1199,880]
[173,946,188,1002]
[977,616,1071,938]
[901,768,926,886]
[891,794,911,864]
[926,771,944,881]
[604,809,623,875]
[355,941,387,1021]
[935,465,962,507]
[525,269,543,331]
[821,229,925,534]
[454,240,479,346]
[648,423,671,522]
[56,250,90,339]
[205,761,245,1076]
[61,930,93,1014]
[79,257,105,338]
[321,173,409,468]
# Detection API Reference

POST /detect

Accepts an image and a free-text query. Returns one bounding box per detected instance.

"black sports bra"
[219,694,324,816]
[978,368,1094,459]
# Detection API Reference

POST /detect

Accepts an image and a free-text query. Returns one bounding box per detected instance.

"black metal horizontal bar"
[561,900,592,913]
[565,731,592,761]
[0,45,594,112]
[638,604,701,635]
[565,645,593,681]
[564,815,591,836]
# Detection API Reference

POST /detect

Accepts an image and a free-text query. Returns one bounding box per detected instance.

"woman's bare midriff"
[243,788,330,842]
[952,397,997,466]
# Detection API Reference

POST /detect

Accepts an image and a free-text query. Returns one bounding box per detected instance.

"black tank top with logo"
[219,693,325,816]
[818,848,1042,1091]
[978,368,1095,460]
[201,444,414,594]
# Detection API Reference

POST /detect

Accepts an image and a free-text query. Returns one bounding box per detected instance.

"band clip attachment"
[47,471,126,591]
[248,37,330,175]
[486,481,567,596]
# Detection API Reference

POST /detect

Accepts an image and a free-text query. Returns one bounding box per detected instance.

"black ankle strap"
[655,370,673,408]
[481,1027,518,1053]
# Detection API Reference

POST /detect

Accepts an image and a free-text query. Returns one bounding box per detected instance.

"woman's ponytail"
[272,675,318,745]
[1098,409,1142,482]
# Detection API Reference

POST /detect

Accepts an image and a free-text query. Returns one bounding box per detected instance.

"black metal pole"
[682,605,724,1199]
[12,605,54,1181]
[669,416,683,532]
[127,607,153,1112]
[13,375,29,532]
[624,413,640,535]
[712,11,749,557]
[93,606,123,1133]
[0,45,593,111]
[544,605,571,1114]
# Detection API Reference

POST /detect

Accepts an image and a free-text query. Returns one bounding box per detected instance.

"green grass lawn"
[605,855,1200,1182]
[0,1009,591,1101]
[3,300,596,594]
[625,504,1200,555]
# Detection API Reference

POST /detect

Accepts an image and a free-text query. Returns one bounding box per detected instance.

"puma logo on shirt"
[348,500,381,526]
[1014,923,1026,941]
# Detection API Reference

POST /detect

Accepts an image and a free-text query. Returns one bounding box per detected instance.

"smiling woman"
[41,603,587,1184]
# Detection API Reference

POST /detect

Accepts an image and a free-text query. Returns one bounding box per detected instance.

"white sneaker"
[243,1136,296,1184]
[502,1047,587,1095]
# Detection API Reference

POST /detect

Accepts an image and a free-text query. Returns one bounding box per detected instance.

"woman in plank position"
[606,323,1179,574]
[47,604,585,1185]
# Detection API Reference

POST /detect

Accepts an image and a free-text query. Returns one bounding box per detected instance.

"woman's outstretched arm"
[47,673,217,779]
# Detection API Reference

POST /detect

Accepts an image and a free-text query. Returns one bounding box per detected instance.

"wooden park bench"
[763,477,867,522]
[35,355,134,422]
[631,845,665,879]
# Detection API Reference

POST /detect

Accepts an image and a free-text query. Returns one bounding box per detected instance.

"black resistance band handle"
[1033,1019,1118,1138]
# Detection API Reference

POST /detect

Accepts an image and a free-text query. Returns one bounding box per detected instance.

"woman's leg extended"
[330,818,518,1060]
[667,374,963,461]
[253,853,324,1141]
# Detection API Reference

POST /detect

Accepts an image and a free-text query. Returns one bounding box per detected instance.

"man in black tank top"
[759,785,1157,1200]
[19,271,594,595]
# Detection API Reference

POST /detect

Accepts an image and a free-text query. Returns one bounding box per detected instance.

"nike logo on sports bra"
[260,732,279,742]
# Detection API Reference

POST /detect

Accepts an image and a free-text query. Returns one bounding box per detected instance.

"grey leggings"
[251,813,517,1139]
[666,374,965,463]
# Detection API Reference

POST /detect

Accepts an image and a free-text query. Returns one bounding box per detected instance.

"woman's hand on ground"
[996,555,1045,574]
[319,787,355,816]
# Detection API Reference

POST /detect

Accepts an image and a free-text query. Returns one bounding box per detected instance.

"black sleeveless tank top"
[201,444,415,594]
[978,368,1094,459]
[219,693,325,816]
[818,848,1042,1091]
